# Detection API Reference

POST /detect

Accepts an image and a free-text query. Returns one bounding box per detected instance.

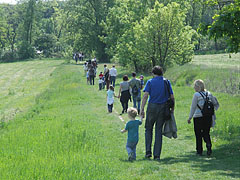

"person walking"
[88,65,95,85]
[118,75,131,115]
[121,107,143,161]
[104,68,110,90]
[140,66,175,160]
[187,79,219,156]
[129,72,142,114]
[109,65,117,87]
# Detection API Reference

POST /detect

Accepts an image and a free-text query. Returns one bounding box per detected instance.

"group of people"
[73,52,84,63]
[85,64,219,162]
[121,66,219,161]
[83,58,98,85]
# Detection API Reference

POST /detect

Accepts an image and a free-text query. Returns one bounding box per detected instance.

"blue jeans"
[145,103,166,158]
[110,76,116,87]
[132,93,141,112]
[126,141,138,160]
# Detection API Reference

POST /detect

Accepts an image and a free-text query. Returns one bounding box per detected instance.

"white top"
[188,91,219,119]
[109,67,117,77]
[99,79,104,84]
[107,90,114,105]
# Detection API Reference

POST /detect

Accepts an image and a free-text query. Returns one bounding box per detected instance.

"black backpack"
[132,84,139,95]
[197,92,214,117]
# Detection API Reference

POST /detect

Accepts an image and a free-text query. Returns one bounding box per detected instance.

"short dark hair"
[109,85,114,91]
[152,66,163,76]
[132,72,136,77]
[123,75,129,81]
[104,64,107,67]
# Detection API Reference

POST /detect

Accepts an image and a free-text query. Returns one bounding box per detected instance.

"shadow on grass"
[160,140,240,178]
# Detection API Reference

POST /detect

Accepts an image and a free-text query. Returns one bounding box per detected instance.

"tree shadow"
[160,140,240,178]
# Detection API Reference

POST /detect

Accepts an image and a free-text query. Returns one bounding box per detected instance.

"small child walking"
[99,78,104,90]
[107,85,116,113]
[86,71,89,84]
[121,107,142,161]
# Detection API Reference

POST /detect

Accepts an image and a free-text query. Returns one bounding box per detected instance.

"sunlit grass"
[0,56,239,179]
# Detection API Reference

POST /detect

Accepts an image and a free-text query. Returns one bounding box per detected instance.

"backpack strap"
[197,91,208,110]
[164,78,171,97]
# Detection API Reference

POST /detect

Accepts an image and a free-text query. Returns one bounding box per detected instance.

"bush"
[17,41,35,60]
[0,50,18,63]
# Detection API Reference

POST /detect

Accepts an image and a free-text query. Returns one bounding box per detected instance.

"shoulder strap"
[197,91,208,110]
[164,78,171,97]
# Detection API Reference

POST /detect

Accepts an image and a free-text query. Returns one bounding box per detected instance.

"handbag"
[164,79,174,120]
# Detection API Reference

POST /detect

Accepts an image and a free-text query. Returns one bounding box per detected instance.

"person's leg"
[89,76,92,85]
[125,101,129,113]
[132,95,137,108]
[106,80,110,90]
[99,83,101,90]
[121,102,125,114]
[92,77,95,85]
[110,76,113,85]
[193,117,203,155]
[132,142,138,160]
[145,103,157,157]
[112,76,116,87]
[153,103,165,159]
[126,142,134,161]
[202,116,212,155]
[137,100,141,114]
[110,104,113,112]
[107,104,111,112]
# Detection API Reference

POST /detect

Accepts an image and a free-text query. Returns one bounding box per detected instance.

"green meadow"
[0,54,239,179]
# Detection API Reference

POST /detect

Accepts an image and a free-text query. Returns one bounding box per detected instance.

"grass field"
[0,54,239,179]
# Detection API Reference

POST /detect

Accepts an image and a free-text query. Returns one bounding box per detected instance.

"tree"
[118,2,196,71]
[64,0,114,62]
[207,0,240,53]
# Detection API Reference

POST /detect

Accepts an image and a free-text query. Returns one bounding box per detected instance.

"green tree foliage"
[64,0,114,62]
[207,0,240,53]
[115,2,196,71]
[34,33,57,57]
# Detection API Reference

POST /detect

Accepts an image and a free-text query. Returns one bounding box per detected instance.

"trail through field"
[0,60,239,179]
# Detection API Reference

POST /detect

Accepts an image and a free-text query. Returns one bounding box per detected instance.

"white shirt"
[109,67,117,77]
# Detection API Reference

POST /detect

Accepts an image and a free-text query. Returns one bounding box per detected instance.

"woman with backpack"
[187,79,219,156]
[118,75,131,115]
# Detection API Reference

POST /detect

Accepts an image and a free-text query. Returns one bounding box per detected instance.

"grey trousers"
[145,102,166,158]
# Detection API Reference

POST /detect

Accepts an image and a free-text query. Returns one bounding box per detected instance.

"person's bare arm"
[118,85,122,98]
[140,92,149,118]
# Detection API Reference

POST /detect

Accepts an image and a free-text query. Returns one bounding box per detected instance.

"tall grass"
[0,56,239,179]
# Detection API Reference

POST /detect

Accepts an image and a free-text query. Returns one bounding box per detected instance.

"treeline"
[0,0,239,71]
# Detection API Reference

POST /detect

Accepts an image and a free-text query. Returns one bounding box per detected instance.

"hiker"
[129,72,142,114]
[99,77,104,91]
[140,75,144,89]
[83,62,88,76]
[118,75,131,115]
[109,65,117,87]
[187,79,219,156]
[121,107,143,161]
[140,66,175,160]
[88,65,95,85]
[86,71,89,85]
[104,68,110,90]
[107,85,117,113]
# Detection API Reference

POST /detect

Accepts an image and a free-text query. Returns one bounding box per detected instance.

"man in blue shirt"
[140,66,175,160]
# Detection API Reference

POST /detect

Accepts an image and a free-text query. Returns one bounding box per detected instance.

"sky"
[0,0,17,4]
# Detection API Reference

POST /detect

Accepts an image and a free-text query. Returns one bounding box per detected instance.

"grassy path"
[0,60,239,179]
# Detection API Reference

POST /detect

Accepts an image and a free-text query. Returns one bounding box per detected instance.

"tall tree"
[132,2,196,70]
[64,0,114,62]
